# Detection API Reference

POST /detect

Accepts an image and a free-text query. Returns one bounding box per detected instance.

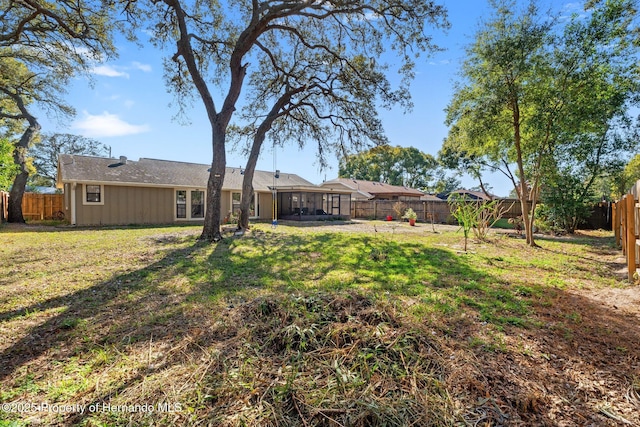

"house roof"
[420,194,442,201]
[321,178,424,198]
[57,154,314,192]
[437,189,495,201]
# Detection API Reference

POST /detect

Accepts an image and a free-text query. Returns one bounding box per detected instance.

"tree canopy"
[0,0,118,222]
[339,145,439,190]
[143,0,449,239]
[442,0,640,243]
[29,133,110,187]
[0,137,17,190]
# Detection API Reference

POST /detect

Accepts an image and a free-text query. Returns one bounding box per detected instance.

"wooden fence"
[612,180,640,282]
[351,198,526,223]
[21,193,65,221]
[0,191,7,222]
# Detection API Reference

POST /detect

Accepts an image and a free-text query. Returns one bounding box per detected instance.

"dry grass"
[0,222,638,426]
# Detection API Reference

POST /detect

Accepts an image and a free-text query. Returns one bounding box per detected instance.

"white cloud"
[563,2,582,12]
[91,62,152,78]
[132,61,152,72]
[92,65,130,78]
[72,111,150,137]
[559,2,588,21]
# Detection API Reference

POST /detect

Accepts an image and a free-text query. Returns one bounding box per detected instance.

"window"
[250,197,257,217]
[86,185,101,202]
[83,184,104,205]
[176,190,187,218]
[231,192,259,218]
[175,189,205,220]
[232,192,241,214]
[191,190,204,218]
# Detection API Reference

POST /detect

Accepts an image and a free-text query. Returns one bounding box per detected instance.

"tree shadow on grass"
[460,285,640,426]
[3,229,637,425]
[0,242,204,381]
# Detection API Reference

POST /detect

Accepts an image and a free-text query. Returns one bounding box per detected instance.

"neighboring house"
[320,178,424,201]
[57,155,351,226]
[437,189,495,201]
[420,193,442,202]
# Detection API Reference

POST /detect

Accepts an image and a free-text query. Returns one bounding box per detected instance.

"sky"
[35,0,584,197]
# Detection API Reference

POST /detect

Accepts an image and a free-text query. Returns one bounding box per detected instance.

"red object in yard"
[386,215,393,221]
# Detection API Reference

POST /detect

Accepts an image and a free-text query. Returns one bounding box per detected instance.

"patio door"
[231,192,259,218]
[331,195,340,215]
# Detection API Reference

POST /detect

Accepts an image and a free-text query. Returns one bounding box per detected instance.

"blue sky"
[36,0,584,197]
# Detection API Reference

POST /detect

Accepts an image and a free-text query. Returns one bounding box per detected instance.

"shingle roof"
[321,178,424,197]
[57,155,314,192]
[420,194,442,201]
[437,189,494,201]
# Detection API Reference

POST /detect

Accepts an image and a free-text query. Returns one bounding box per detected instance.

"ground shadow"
[2,227,638,426]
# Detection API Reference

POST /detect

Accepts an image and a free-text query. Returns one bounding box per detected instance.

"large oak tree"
[0,0,117,222]
[147,0,449,240]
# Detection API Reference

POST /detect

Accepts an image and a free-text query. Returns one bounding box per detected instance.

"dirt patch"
[577,285,640,318]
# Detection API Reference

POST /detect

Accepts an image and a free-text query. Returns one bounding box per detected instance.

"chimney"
[119,156,128,165]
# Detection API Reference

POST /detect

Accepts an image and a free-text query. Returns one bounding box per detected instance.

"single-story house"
[56,154,351,226]
[319,178,425,201]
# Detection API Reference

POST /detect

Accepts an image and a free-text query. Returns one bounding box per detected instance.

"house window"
[86,185,101,202]
[176,190,187,218]
[232,192,241,214]
[250,196,257,217]
[175,189,205,220]
[231,192,259,218]
[83,184,104,205]
[191,190,204,218]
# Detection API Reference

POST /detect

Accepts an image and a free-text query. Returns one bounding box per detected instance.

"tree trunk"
[236,86,305,230]
[477,173,493,200]
[200,126,226,241]
[8,166,28,223]
[238,132,266,230]
[511,96,537,247]
[8,120,40,223]
[238,161,257,231]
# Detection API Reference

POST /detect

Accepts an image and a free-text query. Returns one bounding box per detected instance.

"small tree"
[447,194,478,252]
[392,201,407,221]
[448,195,506,251]
[473,199,511,240]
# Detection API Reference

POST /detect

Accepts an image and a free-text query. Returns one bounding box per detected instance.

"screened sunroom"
[272,186,352,221]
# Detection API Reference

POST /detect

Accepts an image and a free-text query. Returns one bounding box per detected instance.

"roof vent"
[119,156,128,165]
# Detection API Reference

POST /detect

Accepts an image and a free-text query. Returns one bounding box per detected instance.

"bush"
[402,208,417,220]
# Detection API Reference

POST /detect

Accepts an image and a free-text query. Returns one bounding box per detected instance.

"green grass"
[0,223,636,426]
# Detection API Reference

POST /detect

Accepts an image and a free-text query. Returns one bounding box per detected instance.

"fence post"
[612,202,619,247]
[626,195,636,281]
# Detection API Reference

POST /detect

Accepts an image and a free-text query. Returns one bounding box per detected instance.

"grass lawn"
[0,221,638,426]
